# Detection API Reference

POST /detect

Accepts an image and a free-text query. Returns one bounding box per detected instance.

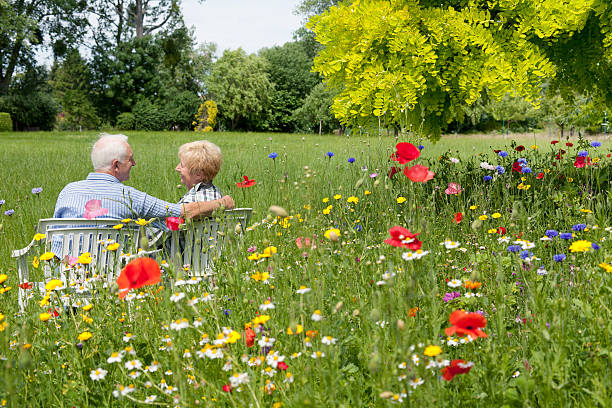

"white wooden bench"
[12,218,139,310]
[166,208,252,277]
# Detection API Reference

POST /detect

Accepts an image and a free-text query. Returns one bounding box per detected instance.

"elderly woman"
[175,140,223,203]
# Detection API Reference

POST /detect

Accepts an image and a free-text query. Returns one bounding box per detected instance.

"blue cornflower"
[484,175,493,182]
[268,152,278,159]
[521,167,532,174]
[553,254,566,262]
[592,243,600,250]
[498,151,508,158]
[520,250,532,260]
[572,224,587,231]
[327,152,334,158]
[507,245,522,253]
[418,145,425,150]
[517,158,528,165]
[590,141,602,148]
[496,165,505,174]
[0,199,4,206]
[545,229,559,238]
[4,209,14,216]
[577,150,589,157]
[31,187,43,195]
[348,157,355,163]
[559,233,573,240]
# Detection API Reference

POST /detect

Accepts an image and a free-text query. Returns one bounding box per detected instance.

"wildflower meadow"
[0,131,610,407]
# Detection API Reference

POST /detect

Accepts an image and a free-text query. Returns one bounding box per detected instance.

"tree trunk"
[134,0,145,38]
[318,119,322,135]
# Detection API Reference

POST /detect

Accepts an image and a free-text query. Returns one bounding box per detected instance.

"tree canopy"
[308,0,612,139]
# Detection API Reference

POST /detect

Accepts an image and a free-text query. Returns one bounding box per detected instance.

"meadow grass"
[0,130,610,407]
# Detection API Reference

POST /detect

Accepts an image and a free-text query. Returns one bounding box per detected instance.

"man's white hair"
[91,133,129,171]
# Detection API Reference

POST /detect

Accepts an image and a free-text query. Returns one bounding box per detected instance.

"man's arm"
[181,195,235,219]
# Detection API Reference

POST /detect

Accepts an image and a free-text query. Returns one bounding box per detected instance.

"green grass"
[0,130,610,407]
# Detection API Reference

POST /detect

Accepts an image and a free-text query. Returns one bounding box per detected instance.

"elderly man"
[54,133,234,220]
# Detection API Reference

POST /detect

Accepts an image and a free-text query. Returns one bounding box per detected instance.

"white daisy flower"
[89,368,107,381]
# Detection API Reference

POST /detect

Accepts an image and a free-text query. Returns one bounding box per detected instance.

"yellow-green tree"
[308,0,612,139]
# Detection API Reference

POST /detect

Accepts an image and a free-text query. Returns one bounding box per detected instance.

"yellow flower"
[0,274,6,284]
[396,197,407,204]
[45,279,63,291]
[253,315,270,326]
[322,197,329,203]
[83,304,93,311]
[487,228,498,234]
[579,209,593,213]
[39,312,52,322]
[39,252,55,261]
[113,224,124,230]
[478,215,488,221]
[250,271,270,282]
[135,218,155,226]
[531,145,538,149]
[569,240,592,253]
[333,194,342,200]
[262,246,277,257]
[599,263,612,273]
[33,233,46,241]
[347,196,359,204]
[287,324,304,335]
[81,314,93,324]
[491,213,501,219]
[225,330,241,344]
[107,243,120,251]
[247,253,260,261]
[322,205,332,215]
[77,331,93,342]
[32,257,39,269]
[39,295,50,307]
[567,177,573,182]
[517,183,531,190]
[121,218,132,223]
[324,228,341,241]
[303,204,311,210]
[423,345,442,357]
[469,205,478,210]
[364,190,371,195]
[78,252,92,264]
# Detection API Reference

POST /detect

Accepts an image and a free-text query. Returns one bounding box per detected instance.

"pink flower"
[64,256,79,268]
[83,199,108,219]
[444,182,463,195]
[404,165,434,183]
[296,237,316,250]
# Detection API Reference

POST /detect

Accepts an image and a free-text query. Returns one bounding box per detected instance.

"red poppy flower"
[384,226,422,250]
[236,176,256,188]
[551,140,559,145]
[165,217,184,231]
[48,308,60,317]
[497,226,507,235]
[222,384,232,392]
[388,166,401,179]
[19,282,33,290]
[404,164,434,183]
[511,161,522,172]
[574,156,585,168]
[441,359,474,381]
[277,361,288,371]
[245,327,256,348]
[493,149,501,154]
[565,142,573,147]
[536,172,544,179]
[444,310,488,339]
[515,145,525,152]
[452,212,463,224]
[391,142,420,164]
[607,154,611,158]
[116,257,161,299]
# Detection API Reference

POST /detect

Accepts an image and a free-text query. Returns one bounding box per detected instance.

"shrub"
[0,112,12,131]
[116,112,136,131]
[194,100,218,132]
[0,92,58,130]
[132,99,166,131]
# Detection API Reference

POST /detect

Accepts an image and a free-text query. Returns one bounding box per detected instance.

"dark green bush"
[0,112,12,131]
[133,99,166,130]
[116,112,136,130]
[0,93,58,131]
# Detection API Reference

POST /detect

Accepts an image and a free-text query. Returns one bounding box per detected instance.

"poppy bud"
[234,223,242,235]
[354,178,365,189]
[334,301,343,313]
[265,214,274,223]
[0,224,3,231]
[268,205,288,218]
[373,179,381,187]
[397,319,405,330]
[109,282,119,295]
[379,391,394,399]
[352,309,360,317]
[139,234,149,251]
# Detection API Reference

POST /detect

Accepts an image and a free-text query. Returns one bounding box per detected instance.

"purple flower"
[517,158,528,165]
[268,152,278,159]
[559,233,573,240]
[348,157,355,163]
[545,229,558,238]
[369,173,378,178]
[553,254,566,262]
[496,165,505,174]
[507,245,521,253]
[591,243,600,250]
[577,150,589,157]
[442,291,461,302]
[0,199,4,206]
[590,141,601,148]
[4,209,14,216]
[327,152,334,158]
[498,151,508,158]
[31,187,43,195]
[484,175,493,182]
[572,224,586,231]
[418,145,425,150]
[520,250,532,260]
[521,167,532,174]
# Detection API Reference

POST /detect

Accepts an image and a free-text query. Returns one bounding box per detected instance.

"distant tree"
[259,42,320,132]
[50,50,100,130]
[293,82,339,134]
[0,0,88,95]
[206,49,273,131]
